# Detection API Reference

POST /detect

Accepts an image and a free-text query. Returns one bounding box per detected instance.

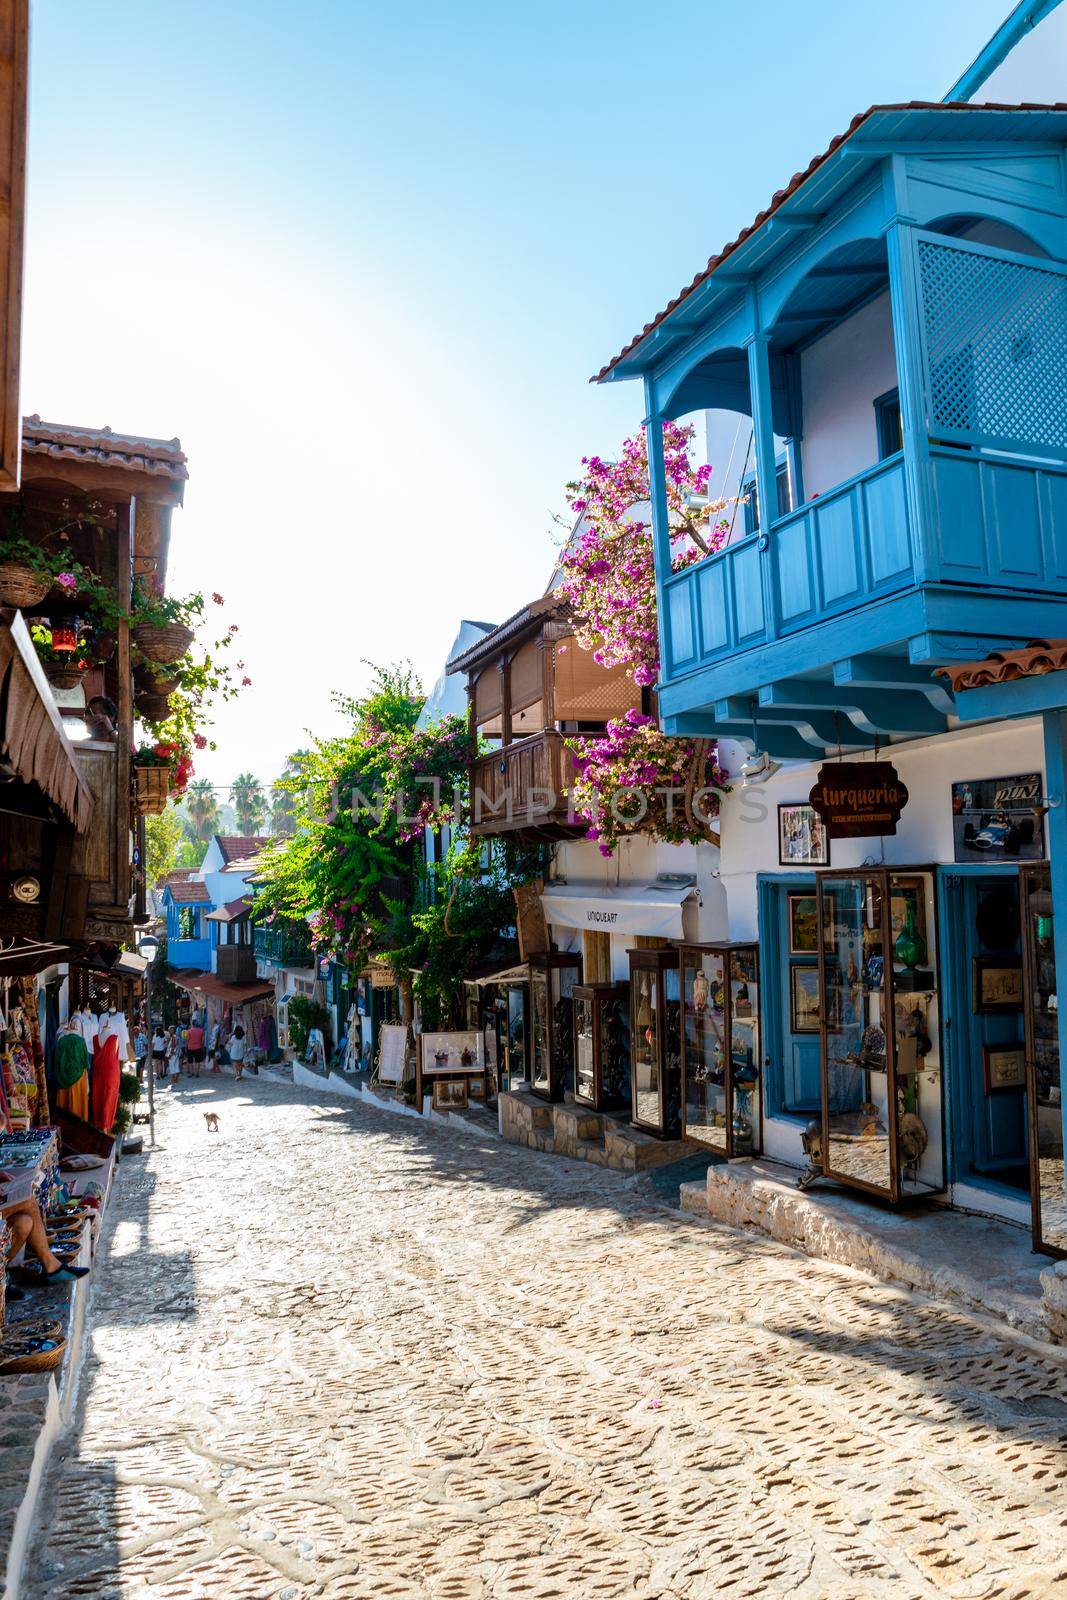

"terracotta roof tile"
[594,102,1067,383]
[166,880,211,905]
[937,640,1067,692]
[21,416,188,481]
[214,835,270,864]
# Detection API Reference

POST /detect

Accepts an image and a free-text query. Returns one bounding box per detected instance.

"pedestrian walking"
[208,1017,222,1072]
[229,1025,246,1081]
[151,1025,167,1080]
[165,1027,181,1087]
[133,1022,148,1083]
[186,1020,205,1078]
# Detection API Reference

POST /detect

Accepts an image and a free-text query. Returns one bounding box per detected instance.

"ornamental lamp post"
[137,930,160,1146]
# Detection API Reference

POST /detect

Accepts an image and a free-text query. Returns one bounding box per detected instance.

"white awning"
[540,879,698,940]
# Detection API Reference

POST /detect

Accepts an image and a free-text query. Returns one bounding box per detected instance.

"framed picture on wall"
[790,965,821,1033]
[778,804,830,867]
[972,958,1024,1013]
[951,773,1044,864]
[982,1042,1027,1094]
[787,893,819,955]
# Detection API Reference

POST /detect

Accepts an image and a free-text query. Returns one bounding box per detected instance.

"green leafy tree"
[255,664,544,1026]
[145,808,201,888]
[270,751,308,839]
[232,772,268,836]
[185,778,221,842]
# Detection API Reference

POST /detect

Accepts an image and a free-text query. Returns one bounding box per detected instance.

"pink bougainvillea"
[560,420,731,689]
[565,710,728,856]
[558,423,733,854]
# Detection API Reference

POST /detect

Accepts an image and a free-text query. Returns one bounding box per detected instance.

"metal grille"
[917,237,1067,454]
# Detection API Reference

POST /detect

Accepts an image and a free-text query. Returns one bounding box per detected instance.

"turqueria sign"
[808,762,909,839]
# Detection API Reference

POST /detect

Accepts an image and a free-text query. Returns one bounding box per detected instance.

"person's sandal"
[41,1265,90,1286]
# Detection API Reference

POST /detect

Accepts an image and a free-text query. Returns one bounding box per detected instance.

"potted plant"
[133,740,193,815]
[131,580,202,664]
[30,621,94,690]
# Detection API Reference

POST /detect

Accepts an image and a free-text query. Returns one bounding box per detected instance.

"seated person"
[1,1171,91,1294]
[84,695,118,742]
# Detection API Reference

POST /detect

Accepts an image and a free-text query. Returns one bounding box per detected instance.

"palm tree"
[186,779,220,842]
[270,749,308,839]
[232,772,268,837]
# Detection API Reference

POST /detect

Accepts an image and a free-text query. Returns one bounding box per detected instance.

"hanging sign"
[809,762,909,839]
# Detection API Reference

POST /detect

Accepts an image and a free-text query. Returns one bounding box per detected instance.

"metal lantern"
[50,617,80,654]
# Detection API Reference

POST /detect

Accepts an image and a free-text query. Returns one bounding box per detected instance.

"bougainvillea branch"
[559,420,733,689]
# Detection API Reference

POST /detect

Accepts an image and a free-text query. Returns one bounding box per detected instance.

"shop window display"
[1021,865,1066,1258]
[628,947,682,1138]
[681,943,760,1158]
[572,983,631,1112]
[814,869,944,1203]
[529,953,581,1102]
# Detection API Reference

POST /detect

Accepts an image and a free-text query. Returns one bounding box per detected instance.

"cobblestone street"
[22,1075,1067,1600]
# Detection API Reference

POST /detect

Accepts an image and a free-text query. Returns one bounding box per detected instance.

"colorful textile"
[55,1032,90,1091]
[90,1032,120,1134]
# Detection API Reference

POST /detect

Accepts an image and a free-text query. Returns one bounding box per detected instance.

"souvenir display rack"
[1020,864,1066,1258]
[628,947,682,1139]
[680,942,761,1157]
[815,868,945,1204]
[529,952,582,1102]
[572,982,631,1112]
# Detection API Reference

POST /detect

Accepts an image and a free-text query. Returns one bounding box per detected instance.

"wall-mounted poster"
[779,804,830,867]
[982,1042,1027,1094]
[787,893,819,955]
[951,773,1044,863]
[420,1031,484,1074]
[973,958,1024,1013]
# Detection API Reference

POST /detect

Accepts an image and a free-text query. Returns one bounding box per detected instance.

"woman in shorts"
[185,1020,205,1078]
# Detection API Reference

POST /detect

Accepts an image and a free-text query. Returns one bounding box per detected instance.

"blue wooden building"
[597,98,1067,1255]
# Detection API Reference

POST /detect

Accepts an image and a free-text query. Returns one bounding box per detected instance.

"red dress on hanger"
[91,1030,120,1134]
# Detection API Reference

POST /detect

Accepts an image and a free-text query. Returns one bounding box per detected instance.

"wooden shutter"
[509,638,542,712]
[473,664,502,725]
[553,634,640,722]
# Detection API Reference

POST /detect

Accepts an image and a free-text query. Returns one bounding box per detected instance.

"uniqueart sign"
[809,762,909,839]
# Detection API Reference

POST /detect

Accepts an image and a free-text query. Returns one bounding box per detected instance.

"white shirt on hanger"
[97,1010,130,1059]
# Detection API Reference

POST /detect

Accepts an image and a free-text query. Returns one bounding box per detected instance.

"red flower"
[193,733,207,750]
[241,676,251,687]
[212,592,225,606]
[228,623,239,634]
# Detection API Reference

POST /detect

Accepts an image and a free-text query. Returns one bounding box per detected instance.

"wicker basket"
[135,690,172,722]
[134,664,179,695]
[132,621,194,664]
[135,764,171,816]
[44,662,86,691]
[0,561,51,610]
[0,1337,66,1376]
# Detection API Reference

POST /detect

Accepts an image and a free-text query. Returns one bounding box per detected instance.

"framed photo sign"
[778,804,830,867]
[972,959,1024,1014]
[982,1042,1026,1094]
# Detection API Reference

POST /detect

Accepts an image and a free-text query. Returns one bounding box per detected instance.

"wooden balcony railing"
[469,731,579,836]
[216,945,258,984]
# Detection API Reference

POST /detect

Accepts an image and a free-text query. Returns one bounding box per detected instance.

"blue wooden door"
[758,878,822,1117]
[941,872,1030,1189]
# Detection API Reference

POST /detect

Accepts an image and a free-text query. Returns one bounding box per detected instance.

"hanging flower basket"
[132,620,194,664]
[135,690,172,722]
[135,764,171,816]
[133,662,179,695]
[0,561,51,610]
[44,661,88,691]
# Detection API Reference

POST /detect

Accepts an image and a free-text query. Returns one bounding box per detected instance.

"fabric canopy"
[540,880,698,940]
[168,971,274,1004]
[0,614,94,831]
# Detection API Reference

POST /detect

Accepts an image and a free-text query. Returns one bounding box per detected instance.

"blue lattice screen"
[917,237,1067,457]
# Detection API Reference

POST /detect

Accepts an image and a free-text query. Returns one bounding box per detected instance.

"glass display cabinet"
[815,869,944,1203]
[680,942,760,1157]
[572,982,631,1112]
[464,980,530,1100]
[628,947,682,1138]
[1021,865,1066,1259]
[529,952,582,1101]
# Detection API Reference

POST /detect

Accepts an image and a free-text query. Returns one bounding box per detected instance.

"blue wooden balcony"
[167,935,212,971]
[596,104,1067,755]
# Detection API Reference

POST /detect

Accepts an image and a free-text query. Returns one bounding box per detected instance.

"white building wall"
[799,291,898,498]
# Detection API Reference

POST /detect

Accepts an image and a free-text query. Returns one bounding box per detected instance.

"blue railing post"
[643,383,674,684]
[885,176,935,584]
[745,310,779,641]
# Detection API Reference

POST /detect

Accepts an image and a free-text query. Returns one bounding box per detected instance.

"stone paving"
[21,1073,1067,1600]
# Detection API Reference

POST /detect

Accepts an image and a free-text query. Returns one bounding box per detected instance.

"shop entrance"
[756,876,821,1119]
[940,871,1030,1204]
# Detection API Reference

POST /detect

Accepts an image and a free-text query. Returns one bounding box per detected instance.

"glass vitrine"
[628,947,682,1138]
[529,952,582,1101]
[1021,865,1066,1259]
[816,868,944,1203]
[572,983,631,1112]
[681,942,760,1157]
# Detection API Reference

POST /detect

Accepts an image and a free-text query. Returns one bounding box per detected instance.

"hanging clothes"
[55,1030,91,1122]
[91,1030,121,1134]
[17,977,49,1127]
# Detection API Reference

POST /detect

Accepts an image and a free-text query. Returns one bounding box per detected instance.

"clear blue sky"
[21,0,1009,785]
